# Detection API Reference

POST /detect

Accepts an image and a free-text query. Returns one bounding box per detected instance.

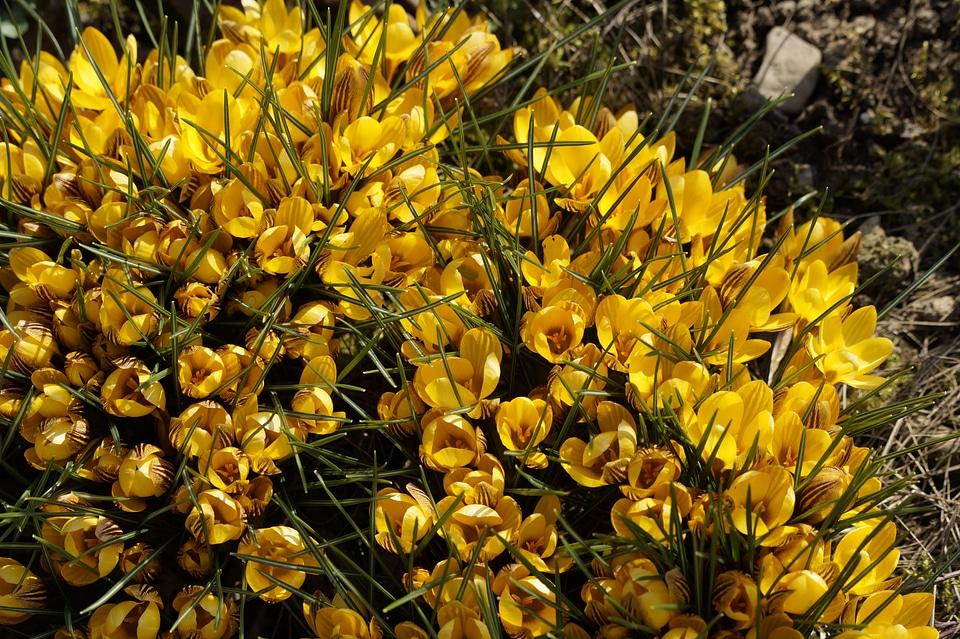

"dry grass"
[874,275,960,635]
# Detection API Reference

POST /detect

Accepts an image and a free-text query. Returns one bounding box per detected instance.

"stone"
[913,296,956,323]
[755,27,822,115]
[857,216,919,286]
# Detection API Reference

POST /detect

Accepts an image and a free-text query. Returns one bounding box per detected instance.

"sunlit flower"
[69,27,139,111]
[24,414,90,470]
[10,322,61,374]
[318,208,391,319]
[494,563,558,638]
[239,526,319,602]
[548,343,608,411]
[217,345,266,402]
[835,591,937,639]
[378,388,426,438]
[178,89,256,174]
[284,301,339,361]
[0,558,46,625]
[118,543,162,584]
[199,446,250,493]
[169,401,235,458]
[8,247,79,301]
[521,303,585,363]
[723,464,796,542]
[413,327,503,417]
[290,386,344,435]
[419,410,484,472]
[621,447,681,500]
[766,570,837,620]
[581,559,676,631]
[712,570,760,630]
[374,485,435,553]
[432,601,492,639]
[398,287,468,357]
[717,256,798,332]
[236,407,305,466]
[610,480,693,544]
[686,286,770,365]
[513,496,563,566]
[171,585,240,639]
[594,293,659,371]
[768,411,833,478]
[254,196,313,274]
[177,345,227,399]
[87,586,162,639]
[680,380,774,472]
[303,595,381,639]
[499,179,555,239]
[219,0,303,56]
[185,489,247,545]
[41,515,123,586]
[419,558,494,613]
[415,11,514,107]
[495,396,552,468]
[560,401,637,487]
[779,216,847,271]
[99,271,160,345]
[439,252,500,317]
[806,305,893,389]
[112,444,174,512]
[74,437,128,483]
[100,357,167,417]
[436,457,522,562]
[339,116,406,175]
[833,522,901,596]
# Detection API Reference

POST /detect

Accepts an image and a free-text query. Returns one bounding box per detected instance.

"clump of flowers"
[0,0,940,638]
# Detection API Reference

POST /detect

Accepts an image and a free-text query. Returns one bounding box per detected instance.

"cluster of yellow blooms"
[0,0,939,638]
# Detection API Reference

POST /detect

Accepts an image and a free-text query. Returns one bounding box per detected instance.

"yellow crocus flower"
[521,302,586,364]
[112,444,174,512]
[682,380,774,472]
[435,457,521,562]
[239,526,319,603]
[413,326,502,416]
[723,464,796,541]
[559,401,637,487]
[495,396,552,469]
[0,558,45,625]
[419,410,482,472]
[806,305,893,389]
[374,485,435,553]
[178,90,255,174]
[171,586,239,639]
[69,27,139,111]
[254,196,313,274]
[788,259,858,327]
[833,522,901,596]
[495,564,559,638]
[836,591,938,639]
[41,515,123,586]
[685,286,770,365]
[87,590,161,639]
[339,116,406,175]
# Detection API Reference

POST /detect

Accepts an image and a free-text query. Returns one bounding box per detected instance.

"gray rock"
[913,296,956,323]
[755,27,822,115]
[858,216,919,286]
